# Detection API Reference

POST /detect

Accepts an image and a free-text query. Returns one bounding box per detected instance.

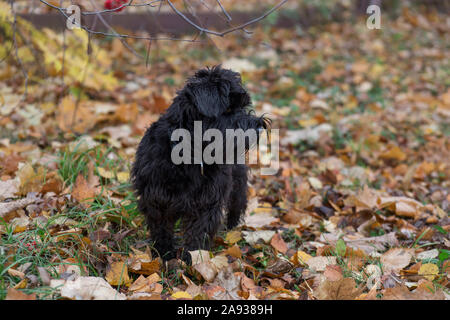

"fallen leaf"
[37,266,51,286]
[320,232,398,254]
[324,265,343,281]
[211,268,242,300]
[17,163,45,195]
[270,233,288,254]
[225,245,242,259]
[172,291,192,300]
[380,146,406,161]
[225,230,242,245]
[57,96,96,134]
[292,250,312,266]
[314,277,362,300]
[5,288,36,300]
[105,260,132,286]
[378,196,424,218]
[242,230,276,245]
[381,248,413,273]
[7,268,25,279]
[129,259,160,276]
[14,278,27,289]
[306,256,337,272]
[59,277,126,300]
[71,174,97,207]
[129,275,149,292]
[40,172,63,195]
[190,250,211,265]
[0,179,18,200]
[365,264,382,290]
[244,212,278,229]
[117,171,130,183]
[0,196,37,218]
[382,283,445,300]
[97,167,115,179]
[416,249,439,260]
[194,261,218,282]
[418,263,439,281]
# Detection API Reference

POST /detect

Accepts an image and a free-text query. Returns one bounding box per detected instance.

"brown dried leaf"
[5,288,36,300]
[324,265,343,282]
[225,245,242,259]
[270,233,288,254]
[381,248,414,273]
[314,277,362,300]
[72,174,97,207]
[0,179,18,200]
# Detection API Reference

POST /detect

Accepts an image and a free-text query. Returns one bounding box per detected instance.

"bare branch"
[37,0,288,39]
[215,0,232,21]
[10,0,28,101]
[88,0,144,58]
[39,0,161,16]
[166,0,289,37]
[38,0,201,43]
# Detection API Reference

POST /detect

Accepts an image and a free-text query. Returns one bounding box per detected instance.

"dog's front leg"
[226,165,248,230]
[181,208,222,264]
[145,211,176,261]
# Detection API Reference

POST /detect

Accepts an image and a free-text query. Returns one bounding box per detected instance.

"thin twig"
[88,0,144,58]
[38,0,202,43]
[10,0,28,102]
[38,0,288,39]
[215,0,232,21]
[166,0,289,37]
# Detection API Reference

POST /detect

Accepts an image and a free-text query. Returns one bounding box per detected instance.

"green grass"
[57,143,91,185]
[0,143,147,299]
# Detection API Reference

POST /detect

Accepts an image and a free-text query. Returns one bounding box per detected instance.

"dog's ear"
[229,89,251,109]
[189,82,230,118]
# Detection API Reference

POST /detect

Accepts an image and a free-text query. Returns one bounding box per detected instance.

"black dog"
[131,66,269,263]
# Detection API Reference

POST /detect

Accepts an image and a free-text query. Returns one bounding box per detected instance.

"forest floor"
[0,3,449,300]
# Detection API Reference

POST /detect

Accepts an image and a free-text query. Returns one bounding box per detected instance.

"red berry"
[104,0,127,12]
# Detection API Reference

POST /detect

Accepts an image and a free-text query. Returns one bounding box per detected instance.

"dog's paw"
[178,250,192,266]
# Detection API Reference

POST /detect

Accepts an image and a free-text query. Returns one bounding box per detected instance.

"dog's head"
[183,65,251,118]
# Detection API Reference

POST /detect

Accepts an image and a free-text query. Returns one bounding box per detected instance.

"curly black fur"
[131,66,269,263]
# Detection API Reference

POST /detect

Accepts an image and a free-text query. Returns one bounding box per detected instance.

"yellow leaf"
[225,245,242,259]
[225,231,242,245]
[172,291,192,299]
[17,163,45,196]
[129,275,149,293]
[380,146,406,161]
[105,260,132,286]
[148,273,162,284]
[293,250,313,266]
[57,96,96,134]
[117,172,130,183]
[13,278,27,289]
[418,263,439,281]
[97,167,115,179]
[298,118,318,128]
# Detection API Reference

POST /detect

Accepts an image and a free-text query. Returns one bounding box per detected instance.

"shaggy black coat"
[131,66,269,263]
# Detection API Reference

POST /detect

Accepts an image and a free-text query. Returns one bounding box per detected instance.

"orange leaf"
[270,233,287,254]
[5,288,36,300]
[72,174,97,207]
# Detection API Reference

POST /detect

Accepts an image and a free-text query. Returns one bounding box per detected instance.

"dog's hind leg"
[226,165,248,230]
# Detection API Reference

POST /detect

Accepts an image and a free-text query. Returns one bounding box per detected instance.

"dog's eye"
[225,107,232,113]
